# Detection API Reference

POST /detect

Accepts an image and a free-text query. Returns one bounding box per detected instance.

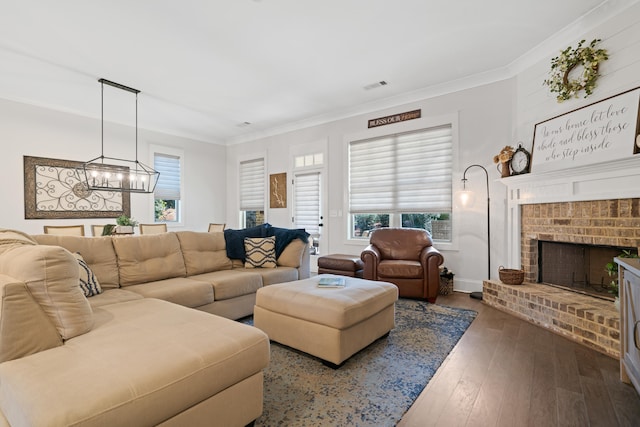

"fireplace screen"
[538,241,629,300]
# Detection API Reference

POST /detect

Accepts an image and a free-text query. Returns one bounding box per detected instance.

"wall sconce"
[458,164,490,300]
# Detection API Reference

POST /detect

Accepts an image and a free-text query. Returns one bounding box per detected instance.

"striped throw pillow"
[244,236,277,268]
[73,252,103,297]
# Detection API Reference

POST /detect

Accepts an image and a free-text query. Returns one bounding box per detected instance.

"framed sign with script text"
[531,87,640,173]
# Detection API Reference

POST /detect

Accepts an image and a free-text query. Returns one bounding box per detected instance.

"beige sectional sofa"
[0,228,310,427]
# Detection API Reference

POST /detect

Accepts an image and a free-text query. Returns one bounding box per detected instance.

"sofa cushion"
[175,231,233,276]
[235,266,299,286]
[188,270,263,301]
[73,252,102,297]
[0,245,93,340]
[33,235,120,289]
[0,298,270,427]
[124,278,214,308]
[244,237,277,269]
[87,289,144,309]
[0,229,37,253]
[276,238,307,268]
[113,233,187,286]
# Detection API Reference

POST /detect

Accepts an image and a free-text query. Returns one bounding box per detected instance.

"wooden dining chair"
[43,225,85,236]
[208,223,226,232]
[139,223,168,235]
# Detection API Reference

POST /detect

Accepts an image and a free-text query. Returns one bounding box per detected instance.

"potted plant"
[101,224,116,236]
[605,249,639,310]
[115,214,138,234]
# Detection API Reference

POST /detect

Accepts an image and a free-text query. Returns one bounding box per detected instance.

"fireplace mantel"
[502,157,640,268]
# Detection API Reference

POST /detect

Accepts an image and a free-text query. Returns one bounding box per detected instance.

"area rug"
[244,299,477,427]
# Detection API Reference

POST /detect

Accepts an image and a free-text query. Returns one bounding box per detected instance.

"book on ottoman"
[318,277,346,288]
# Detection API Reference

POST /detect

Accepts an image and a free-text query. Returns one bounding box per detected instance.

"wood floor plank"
[556,387,589,427]
[527,349,558,427]
[575,344,605,380]
[599,359,640,426]
[496,339,535,426]
[580,374,619,426]
[553,335,583,394]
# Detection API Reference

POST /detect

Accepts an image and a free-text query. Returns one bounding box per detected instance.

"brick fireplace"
[483,141,640,353]
[484,198,640,359]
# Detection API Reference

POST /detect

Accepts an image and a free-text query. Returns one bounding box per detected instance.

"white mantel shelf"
[500,156,640,268]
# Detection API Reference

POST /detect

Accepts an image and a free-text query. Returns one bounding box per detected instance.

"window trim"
[342,113,460,251]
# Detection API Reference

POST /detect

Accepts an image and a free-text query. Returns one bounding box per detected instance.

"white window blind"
[294,171,320,235]
[349,125,452,213]
[154,153,181,200]
[239,158,265,211]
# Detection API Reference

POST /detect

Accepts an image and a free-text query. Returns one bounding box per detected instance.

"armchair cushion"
[377,260,422,278]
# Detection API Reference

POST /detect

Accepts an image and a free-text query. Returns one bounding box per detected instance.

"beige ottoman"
[254,275,398,366]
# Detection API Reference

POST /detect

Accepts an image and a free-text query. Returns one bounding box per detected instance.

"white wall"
[0,98,226,235]
[227,79,515,292]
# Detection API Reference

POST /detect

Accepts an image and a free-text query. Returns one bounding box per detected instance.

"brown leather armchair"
[361,228,444,303]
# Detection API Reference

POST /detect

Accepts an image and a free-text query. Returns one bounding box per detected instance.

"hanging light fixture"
[78,78,159,193]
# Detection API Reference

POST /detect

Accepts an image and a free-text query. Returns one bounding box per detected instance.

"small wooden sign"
[368,109,421,128]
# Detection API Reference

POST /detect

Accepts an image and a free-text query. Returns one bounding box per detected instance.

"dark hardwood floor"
[398,292,640,427]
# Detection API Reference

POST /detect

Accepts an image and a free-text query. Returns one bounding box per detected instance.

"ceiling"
[0,0,630,144]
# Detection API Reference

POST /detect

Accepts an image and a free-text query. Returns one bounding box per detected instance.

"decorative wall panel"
[24,156,131,219]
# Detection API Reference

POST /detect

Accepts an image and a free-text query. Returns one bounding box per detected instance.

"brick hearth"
[483,280,620,358]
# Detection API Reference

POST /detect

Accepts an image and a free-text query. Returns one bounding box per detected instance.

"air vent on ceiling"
[363,80,388,90]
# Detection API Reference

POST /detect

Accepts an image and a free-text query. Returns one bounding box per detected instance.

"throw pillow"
[244,236,277,268]
[73,252,102,297]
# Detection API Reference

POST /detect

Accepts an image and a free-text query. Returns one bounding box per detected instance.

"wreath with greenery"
[543,39,608,102]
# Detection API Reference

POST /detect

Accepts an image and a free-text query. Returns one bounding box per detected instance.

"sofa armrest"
[0,274,62,362]
[361,244,381,280]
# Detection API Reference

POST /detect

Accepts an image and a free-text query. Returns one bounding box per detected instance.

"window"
[349,125,452,241]
[154,153,181,222]
[239,158,265,228]
[294,152,324,168]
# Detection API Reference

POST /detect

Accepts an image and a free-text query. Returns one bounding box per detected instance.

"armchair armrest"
[361,244,381,280]
[420,246,445,299]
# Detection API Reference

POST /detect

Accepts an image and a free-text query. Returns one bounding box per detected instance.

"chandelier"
[78,78,159,193]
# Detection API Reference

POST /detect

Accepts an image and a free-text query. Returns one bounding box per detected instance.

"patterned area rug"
[244,299,477,427]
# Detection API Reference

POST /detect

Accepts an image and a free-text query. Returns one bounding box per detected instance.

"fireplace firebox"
[538,241,633,300]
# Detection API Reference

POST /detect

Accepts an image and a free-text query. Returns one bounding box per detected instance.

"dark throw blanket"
[224,224,309,262]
